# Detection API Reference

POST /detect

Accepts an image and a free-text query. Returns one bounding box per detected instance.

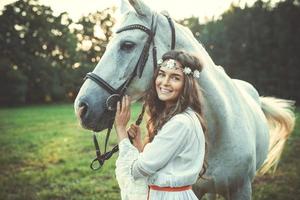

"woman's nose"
[161,77,170,85]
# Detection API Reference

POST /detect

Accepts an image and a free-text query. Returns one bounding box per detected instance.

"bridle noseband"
[84,13,176,170]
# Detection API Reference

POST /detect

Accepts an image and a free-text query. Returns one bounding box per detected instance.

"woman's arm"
[114,96,148,198]
[114,95,144,152]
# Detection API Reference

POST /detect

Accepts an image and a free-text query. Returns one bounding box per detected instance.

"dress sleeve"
[115,138,148,200]
[132,116,191,178]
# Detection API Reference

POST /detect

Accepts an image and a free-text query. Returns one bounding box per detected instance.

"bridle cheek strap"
[85,72,118,94]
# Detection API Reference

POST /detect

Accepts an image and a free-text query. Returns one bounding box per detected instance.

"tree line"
[180,0,300,104]
[0,0,299,105]
[0,0,115,105]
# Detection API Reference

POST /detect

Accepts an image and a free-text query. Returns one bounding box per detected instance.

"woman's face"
[155,60,185,107]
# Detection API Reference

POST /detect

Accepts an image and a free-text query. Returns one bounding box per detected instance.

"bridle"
[84,13,176,170]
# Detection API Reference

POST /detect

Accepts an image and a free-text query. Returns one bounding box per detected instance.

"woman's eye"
[120,41,136,51]
[158,73,165,77]
[171,76,180,81]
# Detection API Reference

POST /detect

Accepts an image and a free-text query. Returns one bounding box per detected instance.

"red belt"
[147,185,192,200]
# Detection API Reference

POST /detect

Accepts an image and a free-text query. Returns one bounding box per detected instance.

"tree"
[69,8,116,100]
[0,0,78,104]
[0,0,116,105]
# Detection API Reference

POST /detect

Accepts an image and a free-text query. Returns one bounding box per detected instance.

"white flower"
[166,59,176,69]
[183,67,192,75]
[157,59,163,65]
[193,70,200,78]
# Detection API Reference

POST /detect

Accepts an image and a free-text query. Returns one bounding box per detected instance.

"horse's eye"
[120,41,136,51]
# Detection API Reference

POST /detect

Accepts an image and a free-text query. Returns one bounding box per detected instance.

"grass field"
[0,104,299,200]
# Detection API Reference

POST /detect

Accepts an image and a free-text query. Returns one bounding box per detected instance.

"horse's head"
[74,0,172,132]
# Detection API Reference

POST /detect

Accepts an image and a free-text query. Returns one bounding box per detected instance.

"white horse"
[74,0,295,199]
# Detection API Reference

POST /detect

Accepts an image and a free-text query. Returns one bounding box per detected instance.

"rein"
[86,13,176,170]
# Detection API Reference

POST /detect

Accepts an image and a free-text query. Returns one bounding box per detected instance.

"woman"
[114,50,207,200]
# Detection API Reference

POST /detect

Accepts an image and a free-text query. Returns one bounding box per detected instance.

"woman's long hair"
[144,50,208,178]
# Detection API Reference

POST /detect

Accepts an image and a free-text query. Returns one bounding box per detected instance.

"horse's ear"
[119,0,133,15]
[128,0,152,17]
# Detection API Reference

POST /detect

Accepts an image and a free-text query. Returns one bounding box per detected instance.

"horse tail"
[258,96,296,175]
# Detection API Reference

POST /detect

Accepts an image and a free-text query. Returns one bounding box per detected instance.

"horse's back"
[232,78,269,169]
[197,66,270,196]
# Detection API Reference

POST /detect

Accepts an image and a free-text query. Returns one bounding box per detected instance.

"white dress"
[115,108,205,200]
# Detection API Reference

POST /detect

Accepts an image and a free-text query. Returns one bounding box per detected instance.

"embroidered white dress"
[116,108,205,200]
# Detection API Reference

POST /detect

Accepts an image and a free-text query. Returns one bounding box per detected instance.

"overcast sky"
[0,0,281,22]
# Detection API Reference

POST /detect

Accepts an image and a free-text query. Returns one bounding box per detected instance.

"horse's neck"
[175,25,216,68]
[174,24,254,141]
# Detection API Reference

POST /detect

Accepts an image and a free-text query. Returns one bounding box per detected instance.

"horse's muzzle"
[75,96,113,132]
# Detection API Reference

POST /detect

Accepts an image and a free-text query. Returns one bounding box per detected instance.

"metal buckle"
[106,94,121,111]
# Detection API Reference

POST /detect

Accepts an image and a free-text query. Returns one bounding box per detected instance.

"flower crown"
[157,58,200,78]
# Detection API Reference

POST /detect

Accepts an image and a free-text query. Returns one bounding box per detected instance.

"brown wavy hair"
[144,50,208,178]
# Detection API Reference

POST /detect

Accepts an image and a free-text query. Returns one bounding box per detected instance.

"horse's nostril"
[78,102,88,119]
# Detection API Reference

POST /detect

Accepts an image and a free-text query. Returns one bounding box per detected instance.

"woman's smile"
[159,87,173,94]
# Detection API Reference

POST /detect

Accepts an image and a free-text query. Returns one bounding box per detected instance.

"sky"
[0,0,281,22]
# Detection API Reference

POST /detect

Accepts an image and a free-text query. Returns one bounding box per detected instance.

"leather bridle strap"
[85,72,118,94]
[86,16,157,96]
[164,14,176,50]
[90,105,146,170]
[116,15,158,78]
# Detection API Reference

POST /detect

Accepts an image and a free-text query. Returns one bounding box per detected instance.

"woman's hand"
[114,95,131,142]
[127,124,143,152]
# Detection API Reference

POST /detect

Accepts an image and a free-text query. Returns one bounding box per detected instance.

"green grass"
[0,104,299,200]
[0,104,144,200]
